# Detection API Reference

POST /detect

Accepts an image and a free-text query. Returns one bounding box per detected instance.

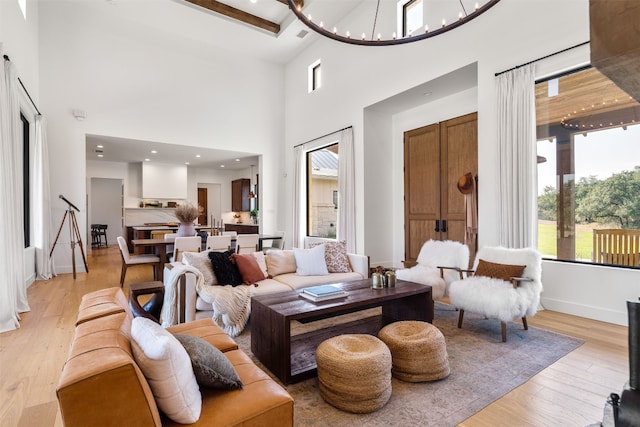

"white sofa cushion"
[274,271,364,290]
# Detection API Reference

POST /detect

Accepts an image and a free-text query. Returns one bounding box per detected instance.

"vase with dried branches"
[174,201,200,237]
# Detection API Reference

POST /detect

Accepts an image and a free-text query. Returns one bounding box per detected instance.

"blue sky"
[537,123,640,193]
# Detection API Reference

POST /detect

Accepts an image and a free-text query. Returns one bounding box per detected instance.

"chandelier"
[286,0,501,46]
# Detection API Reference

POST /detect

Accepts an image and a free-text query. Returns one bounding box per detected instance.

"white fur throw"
[396,240,470,299]
[196,283,253,337]
[449,246,542,323]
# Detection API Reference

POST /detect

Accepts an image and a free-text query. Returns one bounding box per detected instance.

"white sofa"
[165,251,370,323]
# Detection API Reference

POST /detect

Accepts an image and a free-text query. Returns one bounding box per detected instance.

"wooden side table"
[129,281,165,323]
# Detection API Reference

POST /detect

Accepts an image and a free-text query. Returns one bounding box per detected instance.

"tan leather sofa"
[56,287,293,427]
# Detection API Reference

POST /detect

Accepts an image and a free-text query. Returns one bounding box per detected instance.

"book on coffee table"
[299,285,347,302]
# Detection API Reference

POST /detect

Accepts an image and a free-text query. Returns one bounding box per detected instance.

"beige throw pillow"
[265,250,297,277]
[251,251,269,278]
[182,250,217,286]
[130,317,202,424]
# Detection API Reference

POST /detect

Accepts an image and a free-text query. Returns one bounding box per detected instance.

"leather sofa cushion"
[167,318,238,353]
[162,349,293,426]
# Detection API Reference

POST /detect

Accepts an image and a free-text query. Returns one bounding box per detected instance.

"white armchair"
[448,246,542,342]
[396,240,470,300]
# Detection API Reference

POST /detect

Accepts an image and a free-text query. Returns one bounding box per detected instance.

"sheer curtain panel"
[34,115,55,279]
[0,50,30,333]
[496,64,538,248]
[337,128,356,253]
[293,145,305,248]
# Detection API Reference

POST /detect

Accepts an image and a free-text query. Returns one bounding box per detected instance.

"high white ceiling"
[86,134,259,170]
[85,0,488,168]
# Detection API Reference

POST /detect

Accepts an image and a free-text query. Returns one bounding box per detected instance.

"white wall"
[38,0,284,273]
[283,0,639,325]
[90,178,122,247]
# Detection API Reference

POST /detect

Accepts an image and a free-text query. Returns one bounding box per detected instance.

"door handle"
[435,220,440,232]
[442,220,447,232]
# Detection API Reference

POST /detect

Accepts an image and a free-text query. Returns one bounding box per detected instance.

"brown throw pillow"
[231,253,267,285]
[474,259,525,282]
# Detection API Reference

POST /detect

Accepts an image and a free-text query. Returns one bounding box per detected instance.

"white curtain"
[292,145,305,248]
[0,51,30,333]
[337,128,356,253]
[33,115,55,279]
[496,64,538,248]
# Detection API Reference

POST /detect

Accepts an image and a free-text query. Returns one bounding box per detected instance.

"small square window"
[308,59,322,93]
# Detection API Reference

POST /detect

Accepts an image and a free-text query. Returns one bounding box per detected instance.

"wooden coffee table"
[250,278,433,384]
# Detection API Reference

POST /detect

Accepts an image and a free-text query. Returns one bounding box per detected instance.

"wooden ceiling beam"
[590,0,640,102]
[186,0,280,34]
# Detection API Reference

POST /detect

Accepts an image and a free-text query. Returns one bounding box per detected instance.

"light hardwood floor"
[0,247,629,427]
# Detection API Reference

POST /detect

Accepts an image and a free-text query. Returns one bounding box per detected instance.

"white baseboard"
[541,296,627,326]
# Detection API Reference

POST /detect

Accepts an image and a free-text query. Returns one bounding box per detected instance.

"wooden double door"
[404,112,478,266]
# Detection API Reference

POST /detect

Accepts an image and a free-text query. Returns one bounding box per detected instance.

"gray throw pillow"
[173,334,243,390]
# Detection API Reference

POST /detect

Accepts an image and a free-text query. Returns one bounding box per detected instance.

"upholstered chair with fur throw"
[448,246,542,342]
[396,240,470,300]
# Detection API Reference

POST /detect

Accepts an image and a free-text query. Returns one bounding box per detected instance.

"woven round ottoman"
[378,321,450,382]
[316,334,392,413]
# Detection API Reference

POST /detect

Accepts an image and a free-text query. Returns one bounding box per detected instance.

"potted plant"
[174,201,201,236]
[250,209,259,224]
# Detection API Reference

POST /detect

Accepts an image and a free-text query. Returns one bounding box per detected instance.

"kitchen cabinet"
[232,178,251,212]
[224,223,259,234]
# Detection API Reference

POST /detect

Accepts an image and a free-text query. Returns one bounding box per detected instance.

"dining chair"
[116,236,160,287]
[163,232,177,259]
[206,235,232,252]
[235,234,259,254]
[172,236,201,262]
[261,231,285,253]
[222,231,238,251]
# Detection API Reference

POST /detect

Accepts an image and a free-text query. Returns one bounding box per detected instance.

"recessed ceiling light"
[235,158,240,162]
[195,154,201,158]
[220,165,225,168]
[151,150,157,154]
[97,154,104,158]
[185,161,190,165]
[97,144,104,149]
[144,158,150,162]
[250,0,257,3]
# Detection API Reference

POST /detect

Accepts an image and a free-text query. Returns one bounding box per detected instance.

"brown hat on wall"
[457,173,475,194]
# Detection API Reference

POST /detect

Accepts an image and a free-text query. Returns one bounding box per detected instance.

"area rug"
[234,303,583,427]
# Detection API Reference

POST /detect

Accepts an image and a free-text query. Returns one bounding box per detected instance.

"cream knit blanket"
[196,282,254,337]
[160,264,204,327]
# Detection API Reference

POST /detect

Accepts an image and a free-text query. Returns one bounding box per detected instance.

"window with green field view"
[536,67,640,268]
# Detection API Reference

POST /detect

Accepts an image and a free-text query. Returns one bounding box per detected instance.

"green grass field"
[537,221,595,260]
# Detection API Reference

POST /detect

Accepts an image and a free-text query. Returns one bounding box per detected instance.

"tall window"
[306,144,339,238]
[535,67,640,268]
[402,0,423,37]
[21,113,30,248]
